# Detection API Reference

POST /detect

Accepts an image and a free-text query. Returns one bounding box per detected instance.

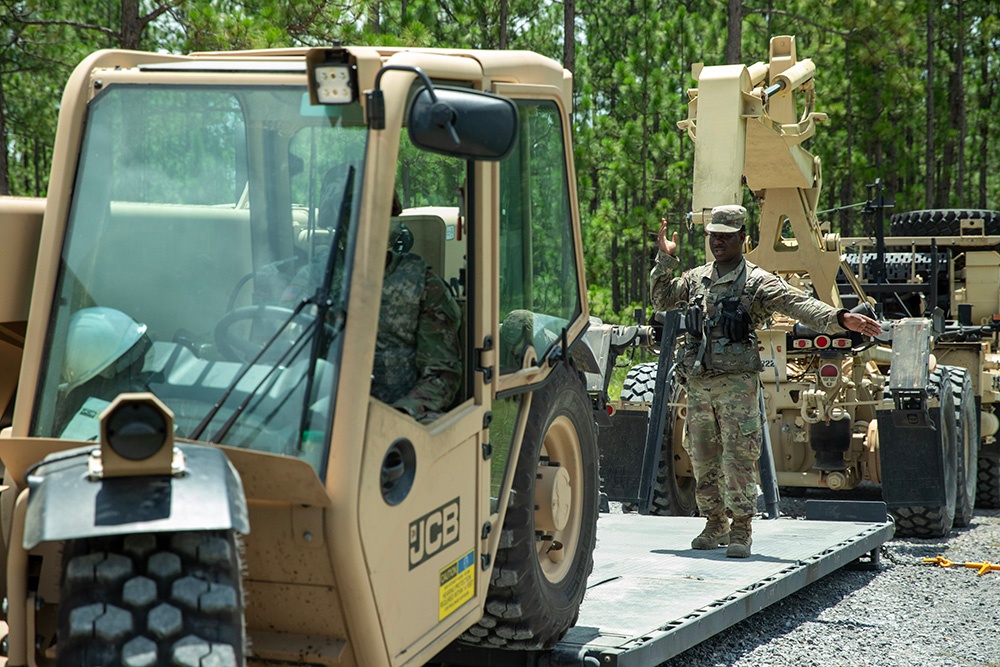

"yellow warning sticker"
[439,550,475,620]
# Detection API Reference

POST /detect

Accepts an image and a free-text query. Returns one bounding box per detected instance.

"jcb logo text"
[409,498,460,569]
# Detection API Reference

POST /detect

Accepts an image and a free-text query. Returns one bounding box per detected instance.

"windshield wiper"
[296,165,355,448]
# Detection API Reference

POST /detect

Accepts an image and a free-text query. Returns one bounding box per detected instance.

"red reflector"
[832,338,851,348]
[814,335,831,349]
[819,363,839,377]
[793,339,812,349]
[606,404,615,416]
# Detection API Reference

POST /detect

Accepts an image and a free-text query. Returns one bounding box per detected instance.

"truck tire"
[620,363,697,516]
[889,209,1000,237]
[886,368,958,538]
[620,361,658,402]
[949,367,979,527]
[977,453,1000,509]
[57,531,244,667]
[463,362,598,650]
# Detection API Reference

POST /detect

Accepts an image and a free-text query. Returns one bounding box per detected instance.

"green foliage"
[3,0,999,321]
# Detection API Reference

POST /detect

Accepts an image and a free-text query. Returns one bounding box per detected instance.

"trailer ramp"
[438,501,892,667]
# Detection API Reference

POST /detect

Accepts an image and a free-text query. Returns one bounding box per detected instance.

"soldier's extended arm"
[752,272,845,333]
[752,272,881,337]
[393,271,463,420]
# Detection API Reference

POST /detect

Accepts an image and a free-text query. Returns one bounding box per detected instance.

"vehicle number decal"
[439,550,475,620]
[409,498,460,569]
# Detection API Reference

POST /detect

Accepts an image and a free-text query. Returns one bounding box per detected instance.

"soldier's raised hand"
[658,218,680,256]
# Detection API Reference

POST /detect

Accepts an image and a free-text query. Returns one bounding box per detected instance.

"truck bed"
[440,503,893,666]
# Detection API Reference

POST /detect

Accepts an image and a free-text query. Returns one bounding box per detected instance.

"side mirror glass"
[407,87,518,161]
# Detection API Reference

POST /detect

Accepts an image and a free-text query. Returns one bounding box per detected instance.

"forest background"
[2,0,998,325]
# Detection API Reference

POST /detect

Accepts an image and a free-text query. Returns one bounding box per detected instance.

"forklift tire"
[57,530,244,667]
[949,368,979,527]
[620,363,697,516]
[887,368,958,538]
[889,208,1000,237]
[463,362,598,650]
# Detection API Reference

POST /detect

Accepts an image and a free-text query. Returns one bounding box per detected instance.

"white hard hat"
[62,307,148,391]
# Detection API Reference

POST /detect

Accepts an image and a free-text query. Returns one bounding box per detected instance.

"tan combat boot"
[726,514,753,558]
[691,514,730,550]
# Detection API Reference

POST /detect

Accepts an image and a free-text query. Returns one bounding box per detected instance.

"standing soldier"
[649,205,882,557]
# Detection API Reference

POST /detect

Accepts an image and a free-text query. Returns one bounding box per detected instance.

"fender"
[23,442,249,550]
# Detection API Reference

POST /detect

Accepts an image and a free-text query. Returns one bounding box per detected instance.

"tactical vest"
[371,253,426,404]
[678,261,764,378]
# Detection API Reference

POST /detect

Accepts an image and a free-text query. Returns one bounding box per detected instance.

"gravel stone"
[662,491,1000,667]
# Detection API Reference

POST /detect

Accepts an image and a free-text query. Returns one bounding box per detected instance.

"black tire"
[619,363,697,516]
[889,209,1000,237]
[977,452,1000,509]
[461,362,598,650]
[620,361,658,403]
[887,368,958,538]
[948,367,979,527]
[57,531,245,667]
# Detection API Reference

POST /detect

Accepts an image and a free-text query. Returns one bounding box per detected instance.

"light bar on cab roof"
[306,47,358,105]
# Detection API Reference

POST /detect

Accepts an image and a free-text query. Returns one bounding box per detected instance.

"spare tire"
[890,209,1000,237]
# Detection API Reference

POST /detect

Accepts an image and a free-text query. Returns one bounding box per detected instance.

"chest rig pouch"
[682,263,762,376]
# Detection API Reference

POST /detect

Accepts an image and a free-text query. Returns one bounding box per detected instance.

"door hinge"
[475,334,494,383]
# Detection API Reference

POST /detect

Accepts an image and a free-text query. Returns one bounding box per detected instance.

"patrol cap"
[705,205,747,233]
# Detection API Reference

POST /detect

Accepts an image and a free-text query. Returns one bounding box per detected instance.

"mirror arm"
[367,65,438,131]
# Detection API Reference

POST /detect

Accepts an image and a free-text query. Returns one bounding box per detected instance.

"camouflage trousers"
[682,372,762,517]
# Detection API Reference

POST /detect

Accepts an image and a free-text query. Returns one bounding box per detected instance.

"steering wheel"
[215,305,333,363]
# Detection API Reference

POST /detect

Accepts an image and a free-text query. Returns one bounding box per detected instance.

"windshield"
[30,83,366,476]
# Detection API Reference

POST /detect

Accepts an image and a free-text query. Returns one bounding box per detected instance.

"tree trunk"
[977,52,992,208]
[563,0,575,74]
[954,0,966,202]
[369,0,381,35]
[499,0,508,50]
[611,234,620,313]
[120,0,143,49]
[725,0,741,64]
[840,40,854,236]
[924,2,934,208]
[0,69,9,195]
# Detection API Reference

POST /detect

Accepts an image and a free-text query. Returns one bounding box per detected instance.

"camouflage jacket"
[649,251,846,376]
[281,250,461,421]
[375,252,462,420]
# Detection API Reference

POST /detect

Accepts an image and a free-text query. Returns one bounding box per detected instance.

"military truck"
[840,206,1000,512]
[606,35,998,539]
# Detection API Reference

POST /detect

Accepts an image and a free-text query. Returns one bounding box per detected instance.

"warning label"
[438,550,475,620]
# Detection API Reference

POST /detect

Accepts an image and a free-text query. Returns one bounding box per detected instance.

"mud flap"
[877,405,949,508]
[23,442,249,549]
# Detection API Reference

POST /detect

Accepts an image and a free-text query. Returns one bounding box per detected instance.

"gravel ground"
[662,490,1000,667]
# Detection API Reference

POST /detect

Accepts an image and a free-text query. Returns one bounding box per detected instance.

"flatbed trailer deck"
[439,502,893,666]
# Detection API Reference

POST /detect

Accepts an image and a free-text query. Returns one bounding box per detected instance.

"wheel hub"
[535,464,572,532]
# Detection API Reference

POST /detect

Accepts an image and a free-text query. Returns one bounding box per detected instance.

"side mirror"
[408,86,518,161]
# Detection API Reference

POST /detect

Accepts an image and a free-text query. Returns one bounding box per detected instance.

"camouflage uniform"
[282,250,461,423]
[649,244,846,518]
